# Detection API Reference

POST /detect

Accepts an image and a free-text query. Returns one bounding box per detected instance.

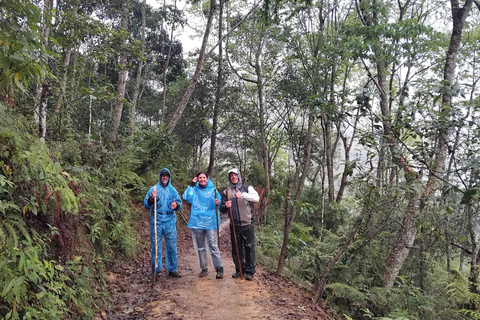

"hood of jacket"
[228,168,243,189]
[158,168,172,187]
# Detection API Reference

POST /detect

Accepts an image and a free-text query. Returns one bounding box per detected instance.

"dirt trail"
[96,215,332,320]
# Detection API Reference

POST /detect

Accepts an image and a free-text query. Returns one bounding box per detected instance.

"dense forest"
[1,0,480,319]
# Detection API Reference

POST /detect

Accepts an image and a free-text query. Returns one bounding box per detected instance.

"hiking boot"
[168,271,181,278]
[245,273,253,281]
[216,267,224,279]
[149,272,160,280]
[232,272,241,278]
[199,269,208,277]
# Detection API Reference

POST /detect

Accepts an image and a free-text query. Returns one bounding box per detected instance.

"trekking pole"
[227,190,243,280]
[214,186,220,248]
[177,209,189,225]
[153,186,158,283]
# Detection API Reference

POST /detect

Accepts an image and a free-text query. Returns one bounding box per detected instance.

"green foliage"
[446,270,480,310]
[0,0,53,95]
[134,128,180,176]
[0,110,143,317]
[0,236,101,319]
[74,154,141,257]
[325,282,367,305]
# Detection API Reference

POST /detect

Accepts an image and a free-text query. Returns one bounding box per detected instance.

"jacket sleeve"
[182,186,195,204]
[241,186,259,203]
[143,187,153,209]
[173,189,182,211]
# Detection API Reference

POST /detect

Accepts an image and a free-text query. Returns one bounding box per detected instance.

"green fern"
[0,212,30,250]
[446,270,480,306]
[458,308,480,319]
[325,282,367,305]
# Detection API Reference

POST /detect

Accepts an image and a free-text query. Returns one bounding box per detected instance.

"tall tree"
[364,0,476,288]
[167,0,217,134]
[129,0,147,134]
[207,0,224,177]
[109,1,130,143]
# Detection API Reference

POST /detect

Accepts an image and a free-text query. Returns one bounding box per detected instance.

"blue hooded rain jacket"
[143,168,182,274]
[183,179,221,230]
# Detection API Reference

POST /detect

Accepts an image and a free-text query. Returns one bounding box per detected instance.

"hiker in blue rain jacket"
[183,172,224,279]
[143,168,182,278]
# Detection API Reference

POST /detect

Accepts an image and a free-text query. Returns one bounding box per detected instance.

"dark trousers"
[230,223,256,275]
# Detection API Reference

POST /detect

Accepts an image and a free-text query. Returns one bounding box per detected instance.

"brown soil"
[95,212,333,320]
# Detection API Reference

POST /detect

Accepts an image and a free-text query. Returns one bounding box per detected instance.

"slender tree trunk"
[167,0,217,134]
[256,54,271,220]
[162,0,177,122]
[88,65,93,140]
[53,47,73,114]
[326,62,337,203]
[54,4,78,114]
[336,130,350,203]
[130,0,146,134]
[277,178,293,274]
[335,66,357,204]
[323,119,334,204]
[467,202,479,289]
[36,0,53,140]
[38,84,51,141]
[376,138,386,188]
[54,46,73,114]
[277,111,314,275]
[110,2,129,143]
[207,0,223,177]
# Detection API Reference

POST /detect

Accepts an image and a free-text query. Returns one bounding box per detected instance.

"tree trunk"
[276,111,314,275]
[130,0,146,134]
[35,0,53,139]
[276,178,293,274]
[54,4,78,114]
[256,53,271,220]
[467,202,479,290]
[109,2,129,143]
[88,65,93,140]
[162,0,177,122]
[207,0,223,177]
[38,84,51,141]
[167,0,217,134]
[335,66,357,204]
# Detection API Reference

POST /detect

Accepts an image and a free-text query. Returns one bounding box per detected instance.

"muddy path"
[96,213,332,320]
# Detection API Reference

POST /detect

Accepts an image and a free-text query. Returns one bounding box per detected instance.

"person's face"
[161,174,169,185]
[230,173,239,184]
[197,173,208,186]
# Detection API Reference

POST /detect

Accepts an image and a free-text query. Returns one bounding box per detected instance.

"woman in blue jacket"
[183,172,223,278]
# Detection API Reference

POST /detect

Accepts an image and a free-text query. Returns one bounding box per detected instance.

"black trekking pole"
[227,190,243,280]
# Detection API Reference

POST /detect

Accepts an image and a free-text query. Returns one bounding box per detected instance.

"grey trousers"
[191,229,223,270]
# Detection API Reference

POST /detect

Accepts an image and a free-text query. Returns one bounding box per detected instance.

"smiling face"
[160,174,170,186]
[229,173,239,185]
[197,173,208,186]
